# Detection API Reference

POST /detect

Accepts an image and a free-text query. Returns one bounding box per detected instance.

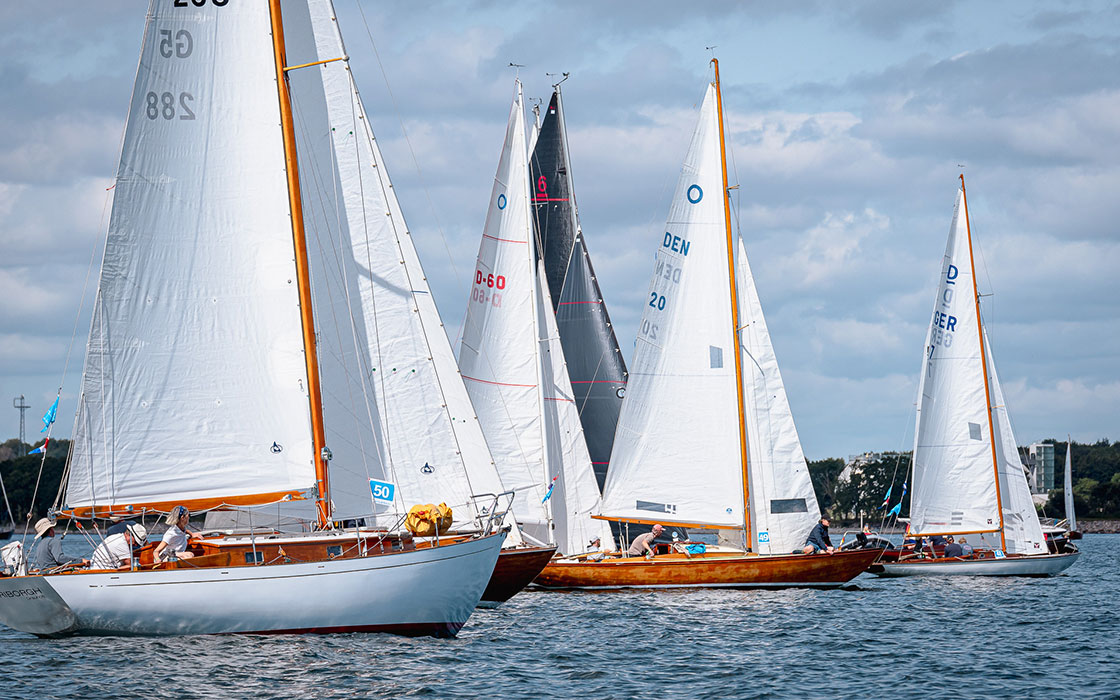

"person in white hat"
[89,522,148,570]
[30,518,87,572]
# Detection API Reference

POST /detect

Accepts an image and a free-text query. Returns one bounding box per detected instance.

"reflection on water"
[1,535,1116,699]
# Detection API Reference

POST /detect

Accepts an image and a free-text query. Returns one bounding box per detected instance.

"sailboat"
[1037,438,1082,552]
[529,82,629,492]
[458,79,616,562]
[533,61,879,589]
[0,0,505,637]
[872,177,1080,577]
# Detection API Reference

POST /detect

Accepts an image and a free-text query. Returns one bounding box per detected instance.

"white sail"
[600,84,745,529]
[736,239,821,554]
[459,82,553,539]
[909,187,1001,537]
[1064,440,1077,531]
[67,2,316,512]
[239,1,510,529]
[536,260,616,554]
[985,330,1047,555]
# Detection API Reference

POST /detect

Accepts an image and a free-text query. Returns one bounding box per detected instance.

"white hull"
[873,551,1079,578]
[0,532,503,638]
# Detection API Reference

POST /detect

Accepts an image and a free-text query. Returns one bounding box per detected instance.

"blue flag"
[879,485,893,509]
[40,396,59,433]
[887,501,902,517]
[541,476,558,504]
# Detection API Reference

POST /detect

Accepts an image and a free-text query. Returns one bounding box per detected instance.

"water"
[2,535,1117,699]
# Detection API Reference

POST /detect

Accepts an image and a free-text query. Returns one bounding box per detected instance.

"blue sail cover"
[529,88,628,491]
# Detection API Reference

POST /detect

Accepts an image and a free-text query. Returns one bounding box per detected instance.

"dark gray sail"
[530,87,628,491]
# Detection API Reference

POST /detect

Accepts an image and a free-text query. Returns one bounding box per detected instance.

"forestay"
[909,187,1001,537]
[67,2,316,513]
[600,84,745,529]
[736,240,822,554]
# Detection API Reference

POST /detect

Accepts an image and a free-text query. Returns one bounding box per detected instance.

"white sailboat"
[0,0,504,637]
[535,61,879,589]
[458,80,615,558]
[1064,439,1078,533]
[874,177,1079,577]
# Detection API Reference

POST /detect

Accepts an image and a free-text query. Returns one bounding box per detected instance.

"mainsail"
[736,240,822,554]
[67,3,316,514]
[909,187,1001,536]
[600,84,745,529]
[530,88,628,490]
[459,82,612,554]
[67,0,506,528]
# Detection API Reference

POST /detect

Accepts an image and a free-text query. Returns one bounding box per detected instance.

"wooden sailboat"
[458,80,615,565]
[534,61,878,590]
[871,177,1079,577]
[0,0,505,637]
[529,83,629,492]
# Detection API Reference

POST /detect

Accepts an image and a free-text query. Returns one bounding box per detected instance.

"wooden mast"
[269,0,331,529]
[712,59,752,547]
[960,174,1006,552]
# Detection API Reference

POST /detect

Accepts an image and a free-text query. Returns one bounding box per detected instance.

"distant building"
[1027,443,1056,494]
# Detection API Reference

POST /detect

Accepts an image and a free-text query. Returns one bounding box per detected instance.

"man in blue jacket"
[800,517,834,554]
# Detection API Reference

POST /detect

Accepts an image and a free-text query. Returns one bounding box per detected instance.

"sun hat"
[34,517,56,538]
[126,522,148,544]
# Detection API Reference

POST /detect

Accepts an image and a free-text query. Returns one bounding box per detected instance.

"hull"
[871,551,1080,577]
[0,532,504,638]
[532,548,880,590]
[480,544,557,606]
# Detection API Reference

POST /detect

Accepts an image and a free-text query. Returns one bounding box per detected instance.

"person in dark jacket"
[800,517,834,554]
[942,536,964,558]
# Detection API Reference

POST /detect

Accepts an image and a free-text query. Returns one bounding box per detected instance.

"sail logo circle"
[497,193,507,210]
[687,185,703,204]
[270,442,283,454]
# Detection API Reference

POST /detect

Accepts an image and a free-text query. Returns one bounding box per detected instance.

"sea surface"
[1,534,1116,699]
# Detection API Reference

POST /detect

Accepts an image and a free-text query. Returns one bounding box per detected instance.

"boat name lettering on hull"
[0,587,46,600]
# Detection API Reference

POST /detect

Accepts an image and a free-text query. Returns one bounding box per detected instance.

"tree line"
[808,438,1120,522]
[0,438,69,525]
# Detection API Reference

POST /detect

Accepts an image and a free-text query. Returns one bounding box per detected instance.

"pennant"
[28,438,49,455]
[887,501,902,517]
[541,475,558,504]
[879,485,893,509]
[40,396,59,433]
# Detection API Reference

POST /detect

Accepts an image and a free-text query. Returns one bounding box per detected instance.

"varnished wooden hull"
[532,548,880,589]
[480,545,557,605]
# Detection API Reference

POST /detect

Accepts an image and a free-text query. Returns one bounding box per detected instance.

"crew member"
[90,523,147,570]
[153,505,196,562]
[29,518,87,571]
[628,524,663,558]
[801,517,834,554]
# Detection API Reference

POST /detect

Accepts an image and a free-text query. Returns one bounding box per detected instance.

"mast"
[960,174,1006,552]
[269,0,331,528]
[712,59,752,546]
[520,80,556,539]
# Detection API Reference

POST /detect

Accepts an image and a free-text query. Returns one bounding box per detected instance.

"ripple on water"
[1,536,1117,699]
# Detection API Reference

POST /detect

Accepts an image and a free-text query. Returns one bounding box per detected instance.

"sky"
[1,1,1117,460]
